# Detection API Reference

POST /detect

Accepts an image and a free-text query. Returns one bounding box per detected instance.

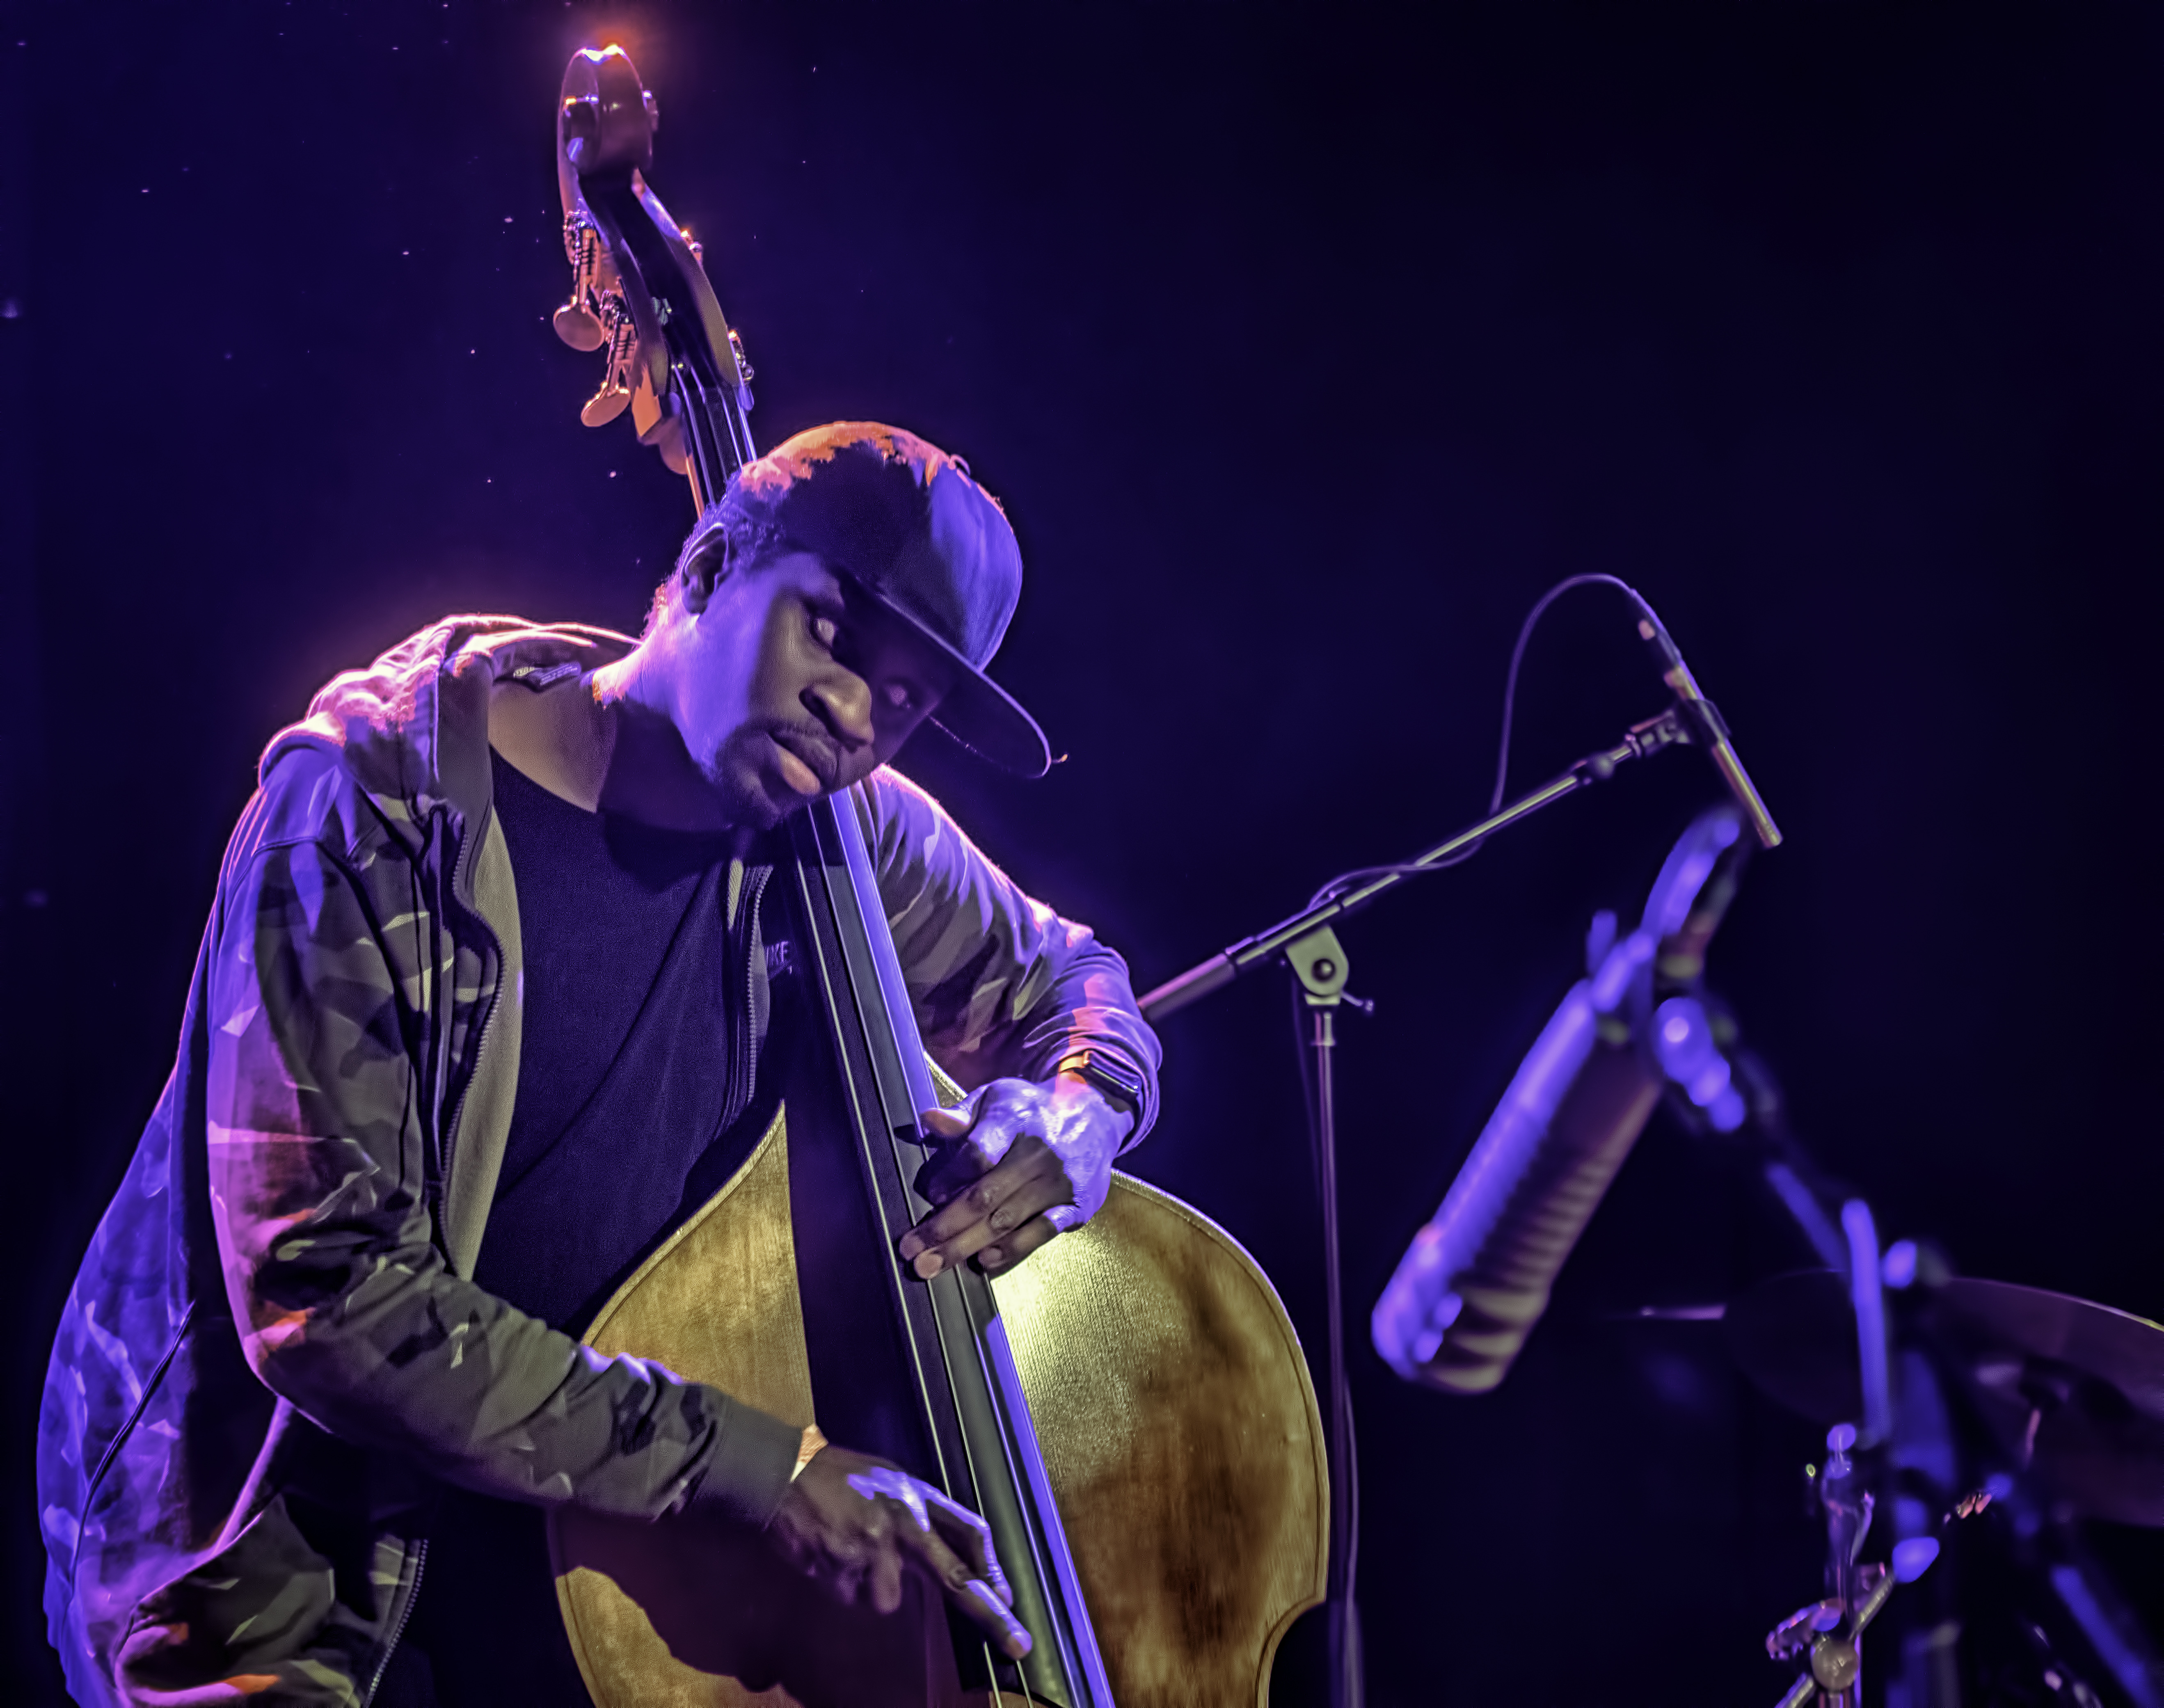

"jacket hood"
[260,614,638,833]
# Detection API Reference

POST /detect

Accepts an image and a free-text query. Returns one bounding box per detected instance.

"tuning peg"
[555,301,604,352]
[579,300,635,427]
[581,385,630,428]
[554,218,606,352]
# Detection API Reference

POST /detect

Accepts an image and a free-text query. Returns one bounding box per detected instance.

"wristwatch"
[1055,1048,1144,1118]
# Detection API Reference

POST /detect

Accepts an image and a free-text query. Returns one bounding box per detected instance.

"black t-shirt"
[385,752,778,1708]
[474,750,767,1333]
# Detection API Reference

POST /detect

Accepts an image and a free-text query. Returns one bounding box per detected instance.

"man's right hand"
[767,1440,1033,1660]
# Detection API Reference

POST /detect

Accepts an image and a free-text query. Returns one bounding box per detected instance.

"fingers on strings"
[903,1142,1071,1275]
[844,1474,1030,1655]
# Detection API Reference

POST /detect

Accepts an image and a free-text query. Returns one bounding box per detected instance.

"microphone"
[1637,615,1782,849]
[1371,805,1753,1393]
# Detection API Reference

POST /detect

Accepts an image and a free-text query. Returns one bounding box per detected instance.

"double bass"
[538,47,1325,1708]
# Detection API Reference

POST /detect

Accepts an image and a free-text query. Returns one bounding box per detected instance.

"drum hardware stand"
[1769,1425,1908,1708]
[1141,703,1703,1708]
[1708,1036,1934,1706]
[1711,1036,2162,1705]
[1762,1450,2048,1708]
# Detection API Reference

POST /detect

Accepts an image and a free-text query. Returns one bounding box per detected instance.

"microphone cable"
[1307,572,1665,910]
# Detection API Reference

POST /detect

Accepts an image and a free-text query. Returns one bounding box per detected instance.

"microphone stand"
[1137,700,1698,1708]
[1141,704,1693,1024]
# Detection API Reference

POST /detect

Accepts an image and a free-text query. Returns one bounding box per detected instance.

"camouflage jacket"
[37,617,1161,1707]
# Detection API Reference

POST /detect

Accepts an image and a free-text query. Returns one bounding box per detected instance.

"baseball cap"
[680,422,1050,777]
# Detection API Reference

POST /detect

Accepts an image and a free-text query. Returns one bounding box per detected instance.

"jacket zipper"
[432,803,501,1238]
[726,864,772,1126]
[362,1536,427,1706]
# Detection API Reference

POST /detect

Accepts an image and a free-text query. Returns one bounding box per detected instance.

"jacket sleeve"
[855,770,1162,1146]
[204,805,800,1525]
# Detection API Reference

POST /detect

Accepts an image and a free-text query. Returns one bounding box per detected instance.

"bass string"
[667,215,1067,1708]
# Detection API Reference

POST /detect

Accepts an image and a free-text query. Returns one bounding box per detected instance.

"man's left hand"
[899,1075,1134,1278]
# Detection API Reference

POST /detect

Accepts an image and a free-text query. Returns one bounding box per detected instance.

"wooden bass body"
[549,1102,1327,1708]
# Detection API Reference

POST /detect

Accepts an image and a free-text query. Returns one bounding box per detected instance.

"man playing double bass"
[38,423,1162,1707]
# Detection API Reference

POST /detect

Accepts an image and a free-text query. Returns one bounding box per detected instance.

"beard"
[696,723,821,831]
[696,747,788,830]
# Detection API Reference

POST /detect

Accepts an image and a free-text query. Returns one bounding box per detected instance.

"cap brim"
[869,594,1051,777]
[930,671,1052,777]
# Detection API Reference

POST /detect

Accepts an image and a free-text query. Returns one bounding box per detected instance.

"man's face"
[667,550,956,828]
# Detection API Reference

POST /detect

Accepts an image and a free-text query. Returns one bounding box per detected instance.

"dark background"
[4,1,2159,1701]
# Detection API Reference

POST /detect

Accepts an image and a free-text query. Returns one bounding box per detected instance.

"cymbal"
[1725,1271,2164,1526]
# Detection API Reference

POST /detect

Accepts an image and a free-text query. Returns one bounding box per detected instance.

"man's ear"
[679,538,727,614]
